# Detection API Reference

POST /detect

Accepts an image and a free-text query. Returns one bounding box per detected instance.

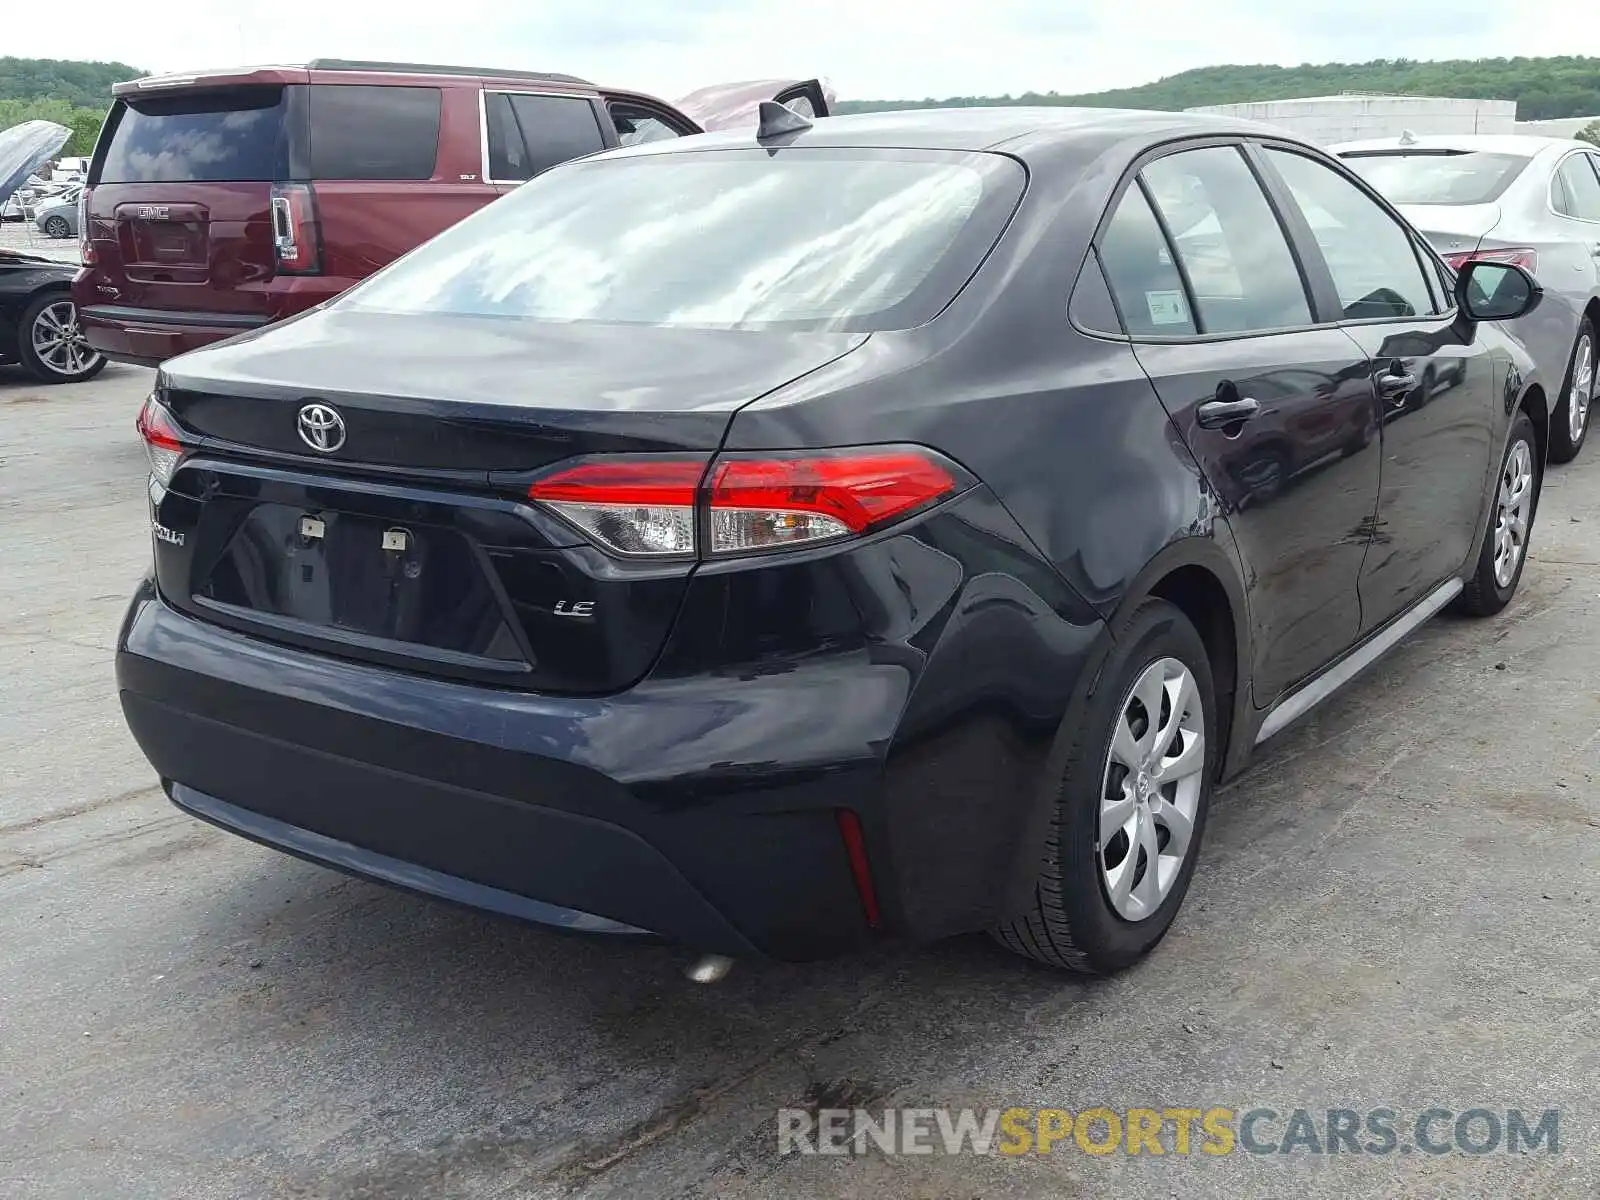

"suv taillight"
[78,186,95,265]
[270,182,320,274]
[136,392,191,486]
[528,446,967,560]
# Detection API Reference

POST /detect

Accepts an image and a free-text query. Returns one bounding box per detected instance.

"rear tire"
[1549,319,1593,464]
[1455,411,1539,617]
[17,292,106,385]
[993,599,1217,974]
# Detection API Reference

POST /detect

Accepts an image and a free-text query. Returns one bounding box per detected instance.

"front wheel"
[43,215,71,239]
[1455,411,1540,617]
[1550,319,1593,464]
[993,599,1217,974]
[17,293,106,384]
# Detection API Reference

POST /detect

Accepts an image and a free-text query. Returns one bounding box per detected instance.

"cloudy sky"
[10,0,1590,103]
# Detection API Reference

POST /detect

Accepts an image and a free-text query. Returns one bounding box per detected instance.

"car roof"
[1331,133,1587,157]
[114,60,593,97]
[604,106,1299,160]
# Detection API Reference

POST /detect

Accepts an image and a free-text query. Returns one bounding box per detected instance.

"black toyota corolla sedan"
[117,105,1547,974]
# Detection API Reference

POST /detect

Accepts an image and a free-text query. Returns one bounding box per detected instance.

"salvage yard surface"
[2,362,1597,1199]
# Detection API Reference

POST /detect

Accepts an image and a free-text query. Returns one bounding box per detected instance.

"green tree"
[1577,120,1600,147]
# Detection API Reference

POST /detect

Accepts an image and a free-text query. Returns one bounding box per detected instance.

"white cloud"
[6,0,1593,104]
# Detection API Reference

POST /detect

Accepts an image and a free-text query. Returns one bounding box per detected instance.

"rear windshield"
[1339,150,1532,206]
[342,148,1026,332]
[97,87,289,183]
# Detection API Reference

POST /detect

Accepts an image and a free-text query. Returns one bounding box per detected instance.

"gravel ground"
[1,361,1596,1199]
[0,219,79,262]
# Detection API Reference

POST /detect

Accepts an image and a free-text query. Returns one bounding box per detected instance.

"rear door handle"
[1196,396,1260,429]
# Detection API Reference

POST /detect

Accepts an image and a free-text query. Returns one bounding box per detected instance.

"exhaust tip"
[684,954,736,984]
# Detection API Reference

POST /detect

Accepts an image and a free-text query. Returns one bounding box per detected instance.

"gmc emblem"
[138,205,171,220]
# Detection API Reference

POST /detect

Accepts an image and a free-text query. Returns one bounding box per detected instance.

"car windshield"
[343,147,1026,332]
[1340,150,1532,206]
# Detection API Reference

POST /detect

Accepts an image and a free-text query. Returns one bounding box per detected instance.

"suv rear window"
[343,148,1025,332]
[308,85,441,180]
[1339,150,1531,206]
[98,86,288,183]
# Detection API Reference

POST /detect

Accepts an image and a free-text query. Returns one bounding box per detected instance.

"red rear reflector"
[1443,246,1537,274]
[707,449,957,554]
[836,809,882,928]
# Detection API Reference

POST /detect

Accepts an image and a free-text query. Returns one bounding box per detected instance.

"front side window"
[609,103,687,148]
[1553,153,1600,221]
[1141,146,1312,335]
[1267,149,1437,320]
[344,148,1025,332]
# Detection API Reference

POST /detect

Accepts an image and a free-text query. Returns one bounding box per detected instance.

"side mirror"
[1455,260,1543,321]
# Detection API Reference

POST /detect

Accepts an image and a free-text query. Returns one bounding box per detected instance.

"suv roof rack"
[306,59,593,86]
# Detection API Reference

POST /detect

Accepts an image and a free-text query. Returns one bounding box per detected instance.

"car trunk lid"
[151,309,867,692]
[1396,202,1504,257]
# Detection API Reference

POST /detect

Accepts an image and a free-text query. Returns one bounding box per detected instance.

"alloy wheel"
[1492,438,1534,589]
[1098,656,1205,922]
[44,216,70,238]
[1569,332,1594,444]
[30,300,101,379]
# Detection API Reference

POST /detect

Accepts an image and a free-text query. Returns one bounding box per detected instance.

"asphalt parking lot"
[2,361,1597,1200]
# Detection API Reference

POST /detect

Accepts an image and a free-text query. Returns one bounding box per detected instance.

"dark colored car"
[73,61,830,366]
[0,121,105,384]
[117,106,1548,974]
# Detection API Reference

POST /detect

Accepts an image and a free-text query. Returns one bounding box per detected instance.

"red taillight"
[529,456,707,558]
[78,186,95,265]
[136,392,188,485]
[708,450,957,553]
[270,183,320,274]
[527,446,963,559]
[1442,246,1537,274]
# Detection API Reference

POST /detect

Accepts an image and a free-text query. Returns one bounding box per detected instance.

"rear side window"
[1267,149,1438,320]
[1553,153,1600,221]
[1340,151,1531,206]
[1069,249,1123,335]
[308,85,440,180]
[97,87,288,183]
[1142,147,1312,335]
[1099,184,1195,336]
[485,92,607,182]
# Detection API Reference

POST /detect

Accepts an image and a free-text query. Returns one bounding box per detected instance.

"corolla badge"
[297,402,346,453]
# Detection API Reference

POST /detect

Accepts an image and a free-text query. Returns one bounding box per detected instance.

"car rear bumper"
[117,581,897,960]
[80,306,271,367]
[115,486,1105,960]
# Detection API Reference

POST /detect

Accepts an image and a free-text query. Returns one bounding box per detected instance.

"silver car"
[1332,134,1600,462]
[31,185,81,239]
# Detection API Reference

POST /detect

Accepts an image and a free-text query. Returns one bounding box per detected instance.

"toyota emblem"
[296,402,346,453]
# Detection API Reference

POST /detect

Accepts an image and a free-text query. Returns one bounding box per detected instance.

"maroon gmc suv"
[74,60,830,365]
